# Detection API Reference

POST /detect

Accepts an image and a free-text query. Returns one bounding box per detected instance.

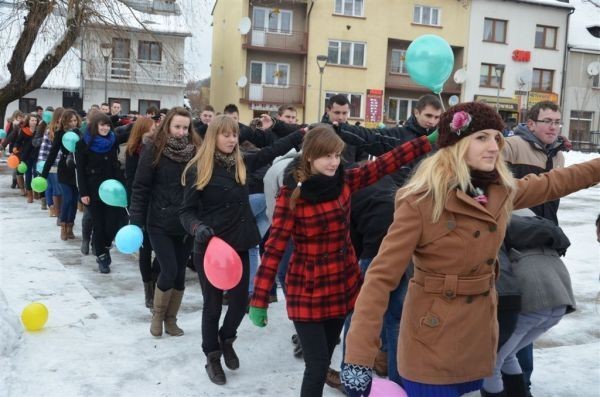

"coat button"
[444,290,455,299]
[489,225,497,232]
[240,218,245,222]
[486,258,495,265]
[466,296,474,304]
[473,230,480,238]
[425,316,439,327]
[470,266,478,274]
[447,220,456,230]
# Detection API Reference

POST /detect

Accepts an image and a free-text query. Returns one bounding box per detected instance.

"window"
[390,49,407,74]
[569,110,593,143]
[138,41,161,63]
[250,61,289,86]
[139,100,161,115]
[480,63,504,88]
[532,68,554,92]
[112,38,131,79]
[413,5,441,26]
[593,73,599,89]
[387,98,418,123]
[328,40,366,67]
[483,18,507,43]
[108,97,130,114]
[252,7,292,34]
[334,0,364,17]
[325,92,363,118]
[19,98,37,113]
[535,25,557,49]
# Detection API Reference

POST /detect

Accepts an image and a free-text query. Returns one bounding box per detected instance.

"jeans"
[248,194,269,294]
[294,318,346,397]
[148,232,192,291]
[45,173,61,207]
[24,157,35,190]
[517,344,534,387]
[59,183,79,223]
[196,249,250,354]
[277,240,294,295]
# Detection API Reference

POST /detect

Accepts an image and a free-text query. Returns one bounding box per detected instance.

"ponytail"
[289,169,306,210]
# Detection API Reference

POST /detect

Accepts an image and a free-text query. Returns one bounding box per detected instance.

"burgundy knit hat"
[437,102,505,148]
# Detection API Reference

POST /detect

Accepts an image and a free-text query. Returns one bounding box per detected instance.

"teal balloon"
[31,177,47,193]
[98,179,127,208]
[61,131,79,152]
[36,160,45,173]
[115,225,144,254]
[405,34,454,94]
[0,129,6,139]
[17,162,27,173]
[42,110,53,124]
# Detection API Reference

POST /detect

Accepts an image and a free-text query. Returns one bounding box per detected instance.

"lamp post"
[494,64,505,111]
[100,43,112,104]
[316,55,328,121]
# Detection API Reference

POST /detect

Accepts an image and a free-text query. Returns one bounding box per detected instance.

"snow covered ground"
[0,151,599,397]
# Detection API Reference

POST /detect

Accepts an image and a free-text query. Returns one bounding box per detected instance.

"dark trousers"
[148,232,192,291]
[195,249,250,355]
[87,200,123,257]
[294,318,345,397]
[139,230,160,283]
[82,206,93,241]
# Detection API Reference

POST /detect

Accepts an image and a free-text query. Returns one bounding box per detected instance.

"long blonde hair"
[289,125,345,210]
[400,134,515,223]
[182,115,245,189]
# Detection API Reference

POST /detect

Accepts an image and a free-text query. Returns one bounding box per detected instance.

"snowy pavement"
[1,151,599,397]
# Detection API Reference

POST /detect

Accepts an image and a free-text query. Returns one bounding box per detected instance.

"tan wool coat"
[344,158,600,385]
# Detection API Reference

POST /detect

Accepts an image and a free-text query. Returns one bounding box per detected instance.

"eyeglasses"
[534,120,563,128]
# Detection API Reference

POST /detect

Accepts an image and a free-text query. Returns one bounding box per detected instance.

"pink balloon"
[370,378,408,397]
[203,237,242,290]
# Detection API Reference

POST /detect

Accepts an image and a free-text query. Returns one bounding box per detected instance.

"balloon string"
[438,92,446,112]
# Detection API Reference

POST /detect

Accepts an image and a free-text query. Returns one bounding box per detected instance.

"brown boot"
[26,190,33,203]
[325,368,346,393]
[164,289,184,336]
[150,288,172,337]
[53,196,62,224]
[373,349,388,377]
[33,191,40,200]
[60,223,68,241]
[48,205,55,217]
[66,223,76,239]
[16,175,26,196]
[77,201,84,212]
[40,197,47,210]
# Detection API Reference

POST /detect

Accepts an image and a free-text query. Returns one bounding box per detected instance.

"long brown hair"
[60,109,81,132]
[182,114,244,189]
[289,125,344,210]
[126,117,155,155]
[48,107,65,141]
[152,107,200,166]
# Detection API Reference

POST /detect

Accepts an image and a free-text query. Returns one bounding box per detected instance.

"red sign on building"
[365,89,383,123]
[512,50,531,62]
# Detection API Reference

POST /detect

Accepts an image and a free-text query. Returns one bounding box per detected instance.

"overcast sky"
[180,0,215,81]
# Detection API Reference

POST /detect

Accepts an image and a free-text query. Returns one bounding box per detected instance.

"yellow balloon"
[21,302,49,331]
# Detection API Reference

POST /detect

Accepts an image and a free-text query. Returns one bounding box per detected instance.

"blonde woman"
[179,114,304,385]
[342,102,600,397]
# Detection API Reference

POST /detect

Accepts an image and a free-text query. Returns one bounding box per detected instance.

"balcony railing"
[243,29,308,54]
[385,71,461,94]
[85,57,185,86]
[241,83,304,105]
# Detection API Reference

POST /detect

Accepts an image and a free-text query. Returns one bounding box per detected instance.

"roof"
[568,0,600,51]
[505,0,575,9]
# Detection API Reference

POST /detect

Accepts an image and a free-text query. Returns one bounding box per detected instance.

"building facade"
[463,0,573,124]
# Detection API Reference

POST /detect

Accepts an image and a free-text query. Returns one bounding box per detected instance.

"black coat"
[74,133,125,203]
[13,128,35,163]
[129,144,190,236]
[41,129,81,186]
[179,130,304,252]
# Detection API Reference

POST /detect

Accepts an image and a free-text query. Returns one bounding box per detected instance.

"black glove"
[194,224,214,244]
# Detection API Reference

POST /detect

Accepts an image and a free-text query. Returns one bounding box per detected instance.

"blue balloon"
[36,160,46,173]
[0,129,6,139]
[61,131,80,152]
[405,34,455,94]
[42,110,53,124]
[115,225,144,254]
[98,179,128,207]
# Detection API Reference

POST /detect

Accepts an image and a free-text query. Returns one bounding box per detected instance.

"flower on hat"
[450,111,472,136]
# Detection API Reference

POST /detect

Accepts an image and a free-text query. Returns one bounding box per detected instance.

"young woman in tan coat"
[341,102,600,397]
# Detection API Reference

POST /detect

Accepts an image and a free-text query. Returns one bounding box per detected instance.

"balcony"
[240,83,305,106]
[85,57,185,86]
[385,71,461,94]
[243,29,308,54]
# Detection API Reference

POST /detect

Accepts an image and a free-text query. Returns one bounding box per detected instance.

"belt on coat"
[413,267,494,299]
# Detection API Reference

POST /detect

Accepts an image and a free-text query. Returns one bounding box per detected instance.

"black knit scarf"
[298,165,345,204]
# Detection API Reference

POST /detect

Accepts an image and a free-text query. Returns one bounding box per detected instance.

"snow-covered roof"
[507,0,575,9]
[568,0,600,52]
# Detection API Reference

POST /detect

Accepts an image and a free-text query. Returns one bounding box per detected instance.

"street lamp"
[99,43,112,104]
[494,64,505,111]
[316,54,328,121]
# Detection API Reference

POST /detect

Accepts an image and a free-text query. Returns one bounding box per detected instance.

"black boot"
[480,390,507,397]
[81,238,90,255]
[96,253,111,274]
[502,373,528,397]
[205,351,226,385]
[219,334,239,370]
[292,333,303,358]
[143,281,155,309]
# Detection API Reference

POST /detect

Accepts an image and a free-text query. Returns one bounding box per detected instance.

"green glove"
[426,129,439,144]
[249,306,268,327]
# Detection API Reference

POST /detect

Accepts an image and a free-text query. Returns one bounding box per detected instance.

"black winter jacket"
[13,128,35,164]
[41,129,81,186]
[179,130,304,252]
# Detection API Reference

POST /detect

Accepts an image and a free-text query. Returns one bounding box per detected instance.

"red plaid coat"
[251,136,431,321]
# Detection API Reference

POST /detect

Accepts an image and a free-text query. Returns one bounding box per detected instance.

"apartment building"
[463,0,573,123]
[210,0,469,126]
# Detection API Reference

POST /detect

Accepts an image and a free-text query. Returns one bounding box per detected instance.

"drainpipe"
[79,27,85,110]
[303,1,315,124]
[559,7,575,113]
